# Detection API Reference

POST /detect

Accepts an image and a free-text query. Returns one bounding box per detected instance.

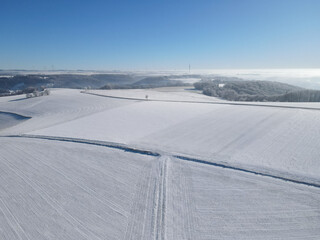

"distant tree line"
[100,76,188,89]
[0,86,51,97]
[0,87,41,97]
[0,74,190,96]
[194,80,320,102]
[0,74,138,91]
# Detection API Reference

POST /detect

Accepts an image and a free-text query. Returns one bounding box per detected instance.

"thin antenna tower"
[189,64,191,73]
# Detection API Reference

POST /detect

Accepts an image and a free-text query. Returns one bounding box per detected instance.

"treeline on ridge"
[100,76,187,89]
[194,80,320,102]
[0,74,188,97]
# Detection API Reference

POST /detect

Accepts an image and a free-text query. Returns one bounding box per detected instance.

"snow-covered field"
[27,89,320,183]
[0,89,134,134]
[1,87,320,239]
[87,87,220,102]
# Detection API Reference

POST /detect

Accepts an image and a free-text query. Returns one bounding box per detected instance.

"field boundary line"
[3,134,320,189]
[83,91,320,111]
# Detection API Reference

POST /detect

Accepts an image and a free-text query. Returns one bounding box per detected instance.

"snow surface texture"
[1,88,320,239]
[28,89,320,183]
[0,89,134,134]
[88,87,220,102]
[0,137,319,240]
[87,88,320,109]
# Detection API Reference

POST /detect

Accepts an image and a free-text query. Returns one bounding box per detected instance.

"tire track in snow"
[182,163,198,240]
[124,163,153,240]
[7,142,129,239]
[151,156,168,240]
[15,142,129,218]
[166,159,196,240]
[0,152,98,240]
[0,198,29,240]
[122,156,169,240]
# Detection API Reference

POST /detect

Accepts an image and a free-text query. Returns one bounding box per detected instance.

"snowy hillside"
[26,89,320,182]
[1,87,320,239]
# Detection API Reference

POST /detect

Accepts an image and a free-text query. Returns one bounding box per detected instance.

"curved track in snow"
[5,134,320,189]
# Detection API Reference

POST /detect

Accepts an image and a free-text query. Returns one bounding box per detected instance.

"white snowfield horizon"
[1,87,320,239]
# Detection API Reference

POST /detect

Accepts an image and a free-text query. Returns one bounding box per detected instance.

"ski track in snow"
[152,156,168,240]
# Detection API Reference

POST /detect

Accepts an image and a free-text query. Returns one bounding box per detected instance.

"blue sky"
[1,0,319,70]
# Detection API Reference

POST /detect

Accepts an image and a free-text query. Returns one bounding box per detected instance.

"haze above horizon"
[1,0,320,70]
